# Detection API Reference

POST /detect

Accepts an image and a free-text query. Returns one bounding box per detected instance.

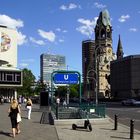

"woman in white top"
[26,98,32,120]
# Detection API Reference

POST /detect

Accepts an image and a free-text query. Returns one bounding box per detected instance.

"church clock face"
[108,48,111,54]
[106,26,110,32]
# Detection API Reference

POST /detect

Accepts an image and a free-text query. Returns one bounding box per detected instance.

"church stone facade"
[82,9,116,99]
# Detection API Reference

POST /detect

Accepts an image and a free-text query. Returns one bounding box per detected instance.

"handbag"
[8,112,12,117]
[17,113,22,123]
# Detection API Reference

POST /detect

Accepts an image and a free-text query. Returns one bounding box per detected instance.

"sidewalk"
[0,103,140,140]
[55,118,140,140]
[0,103,58,140]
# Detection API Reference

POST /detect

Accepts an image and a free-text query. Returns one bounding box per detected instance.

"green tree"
[17,68,36,97]
[34,79,47,95]
[55,86,67,98]
[69,84,79,98]
[54,84,81,98]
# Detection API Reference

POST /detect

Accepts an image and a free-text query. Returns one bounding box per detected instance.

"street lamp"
[94,46,105,105]
[50,83,56,104]
[87,69,97,105]
[66,85,70,105]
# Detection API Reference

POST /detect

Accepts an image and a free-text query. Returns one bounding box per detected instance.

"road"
[105,102,140,131]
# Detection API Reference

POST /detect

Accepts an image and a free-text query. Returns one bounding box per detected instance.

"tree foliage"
[69,84,79,98]
[34,79,47,95]
[55,84,80,98]
[55,86,67,98]
[17,68,36,97]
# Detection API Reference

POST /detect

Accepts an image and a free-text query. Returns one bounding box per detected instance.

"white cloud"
[78,18,96,26]
[129,28,138,32]
[19,63,29,67]
[0,14,23,29]
[60,5,67,10]
[21,59,35,62]
[56,28,61,32]
[63,30,67,33]
[19,59,35,67]
[0,14,27,46]
[118,14,130,22]
[38,29,56,42]
[56,28,67,33]
[29,37,45,45]
[76,17,98,37]
[17,32,27,46]
[94,2,106,9]
[59,39,64,43]
[60,3,81,10]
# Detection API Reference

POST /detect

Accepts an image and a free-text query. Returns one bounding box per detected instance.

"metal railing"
[51,103,106,119]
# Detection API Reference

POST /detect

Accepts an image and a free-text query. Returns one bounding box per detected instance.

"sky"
[0,0,140,80]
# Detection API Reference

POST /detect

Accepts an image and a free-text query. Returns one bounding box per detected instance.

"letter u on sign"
[64,75,69,80]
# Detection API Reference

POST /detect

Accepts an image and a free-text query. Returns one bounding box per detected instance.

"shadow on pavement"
[110,136,129,139]
[100,128,113,131]
[0,131,11,137]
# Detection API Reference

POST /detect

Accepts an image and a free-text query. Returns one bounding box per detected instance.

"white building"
[0,25,22,100]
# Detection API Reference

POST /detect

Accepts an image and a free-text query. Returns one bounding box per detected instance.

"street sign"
[53,73,79,84]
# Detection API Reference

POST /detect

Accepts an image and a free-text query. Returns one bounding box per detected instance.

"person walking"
[63,99,67,108]
[8,99,21,138]
[56,97,60,106]
[18,96,22,107]
[26,98,33,120]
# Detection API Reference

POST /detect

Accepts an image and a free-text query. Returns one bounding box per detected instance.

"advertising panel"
[0,26,18,67]
[0,69,22,87]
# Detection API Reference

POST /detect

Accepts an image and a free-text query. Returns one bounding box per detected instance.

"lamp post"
[66,85,70,105]
[87,69,97,105]
[94,46,105,105]
[87,78,90,99]
[50,84,56,104]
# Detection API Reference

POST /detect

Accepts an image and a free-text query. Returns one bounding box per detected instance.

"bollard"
[56,104,59,120]
[114,114,118,130]
[130,119,134,139]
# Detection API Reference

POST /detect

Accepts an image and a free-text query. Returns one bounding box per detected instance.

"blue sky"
[0,0,140,79]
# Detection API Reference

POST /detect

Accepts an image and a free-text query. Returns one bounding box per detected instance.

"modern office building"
[40,53,66,85]
[82,40,95,98]
[111,55,140,99]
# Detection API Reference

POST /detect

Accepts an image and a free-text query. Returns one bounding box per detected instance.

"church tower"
[94,9,115,98]
[116,35,124,59]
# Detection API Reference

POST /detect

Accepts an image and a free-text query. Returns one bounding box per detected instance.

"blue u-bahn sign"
[53,73,79,84]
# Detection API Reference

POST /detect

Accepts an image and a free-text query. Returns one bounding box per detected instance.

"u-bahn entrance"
[51,70,81,104]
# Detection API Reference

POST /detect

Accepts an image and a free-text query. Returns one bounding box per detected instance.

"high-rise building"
[82,40,95,98]
[40,53,66,85]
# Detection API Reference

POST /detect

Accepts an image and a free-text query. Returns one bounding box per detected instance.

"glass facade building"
[40,53,66,84]
[82,40,95,98]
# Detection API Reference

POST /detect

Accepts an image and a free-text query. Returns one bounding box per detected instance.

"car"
[121,99,140,106]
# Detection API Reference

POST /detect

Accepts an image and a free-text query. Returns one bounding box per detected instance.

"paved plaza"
[0,103,140,140]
